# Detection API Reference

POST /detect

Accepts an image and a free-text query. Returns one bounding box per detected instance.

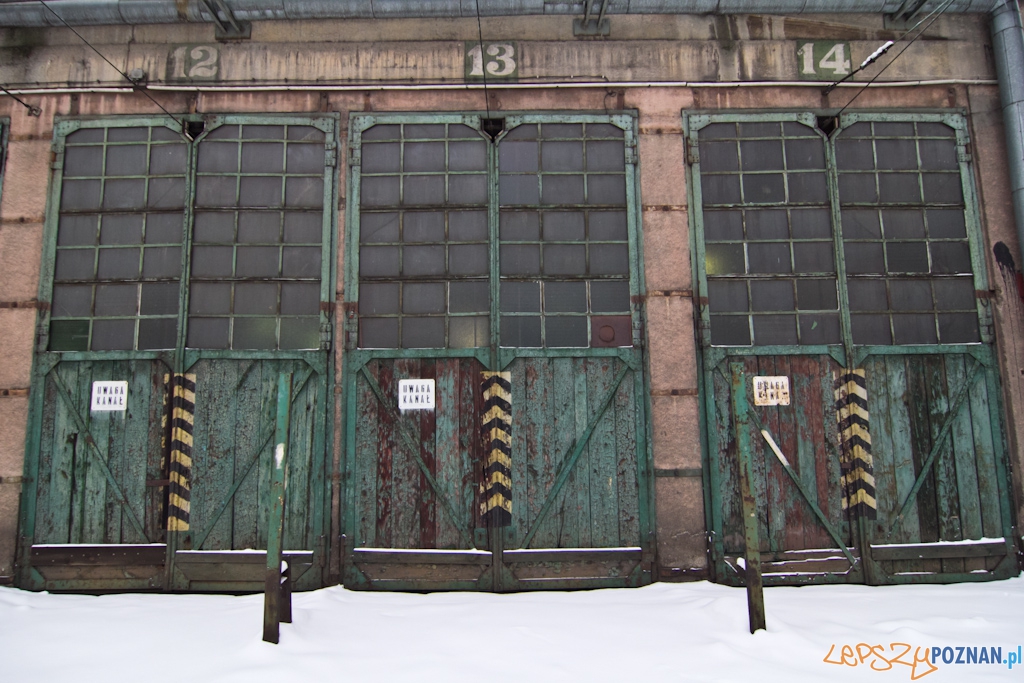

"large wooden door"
[690,112,1017,586]
[343,113,653,591]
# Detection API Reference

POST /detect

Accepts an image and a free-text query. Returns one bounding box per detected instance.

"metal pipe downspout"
[991,0,1024,269]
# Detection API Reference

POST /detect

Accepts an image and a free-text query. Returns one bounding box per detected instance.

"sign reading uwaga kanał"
[91,381,128,411]
[398,379,435,411]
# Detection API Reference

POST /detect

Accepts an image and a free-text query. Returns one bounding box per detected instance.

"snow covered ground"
[2,576,1023,682]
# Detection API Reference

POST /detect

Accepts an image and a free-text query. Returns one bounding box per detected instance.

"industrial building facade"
[0,0,1021,592]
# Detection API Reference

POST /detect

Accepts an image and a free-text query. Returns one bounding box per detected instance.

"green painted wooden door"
[343,113,653,591]
[689,112,1017,586]
[19,115,337,591]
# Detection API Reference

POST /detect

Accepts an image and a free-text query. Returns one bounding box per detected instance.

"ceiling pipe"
[991,0,1024,272]
[0,0,1003,26]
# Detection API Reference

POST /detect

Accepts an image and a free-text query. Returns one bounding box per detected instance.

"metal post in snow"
[264,372,292,644]
[730,363,766,634]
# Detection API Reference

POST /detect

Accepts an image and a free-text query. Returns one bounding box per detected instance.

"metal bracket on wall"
[200,0,252,40]
[573,0,610,37]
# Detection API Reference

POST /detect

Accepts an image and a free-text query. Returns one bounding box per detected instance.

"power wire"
[0,84,41,116]
[36,0,184,127]
[473,0,491,119]
[834,0,958,117]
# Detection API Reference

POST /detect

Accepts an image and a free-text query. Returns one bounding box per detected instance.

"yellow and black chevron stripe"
[480,371,512,527]
[834,368,876,519]
[167,373,196,532]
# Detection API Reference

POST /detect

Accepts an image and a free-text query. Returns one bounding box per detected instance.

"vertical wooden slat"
[588,357,618,547]
[946,356,982,542]
[284,365,315,550]
[355,360,379,547]
[418,360,437,549]
[434,358,459,548]
[523,358,553,548]
[69,363,92,544]
[615,365,640,547]
[968,366,1002,540]
[571,357,590,549]
[926,356,964,573]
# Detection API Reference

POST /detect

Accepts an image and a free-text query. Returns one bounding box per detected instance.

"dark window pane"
[740,140,784,171]
[449,141,487,172]
[930,242,972,274]
[194,212,235,243]
[710,315,750,345]
[542,175,585,205]
[835,140,875,170]
[875,139,918,170]
[585,123,623,138]
[753,314,797,345]
[886,242,929,273]
[919,139,957,170]
[283,212,321,244]
[587,175,627,205]
[748,243,791,274]
[150,144,186,175]
[142,247,181,278]
[195,176,238,208]
[280,318,320,349]
[91,319,134,350]
[362,124,400,141]
[146,213,183,244]
[233,317,277,349]
[708,280,748,313]
[52,284,93,317]
[738,122,779,137]
[449,316,489,348]
[542,141,584,172]
[926,209,966,238]
[784,139,825,170]
[449,244,488,276]
[49,320,90,351]
[401,317,444,348]
[64,146,103,176]
[590,244,629,275]
[787,173,828,203]
[590,281,630,313]
[197,142,239,173]
[286,143,324,174]
[838,174,877,203]
[103,179,146,210]
[66,128,105,144]
[236,246,280,277]
[545,316,588,347]
[699,141,738,173]
[501,281,540,313]
[500,316,541,347]
[101,214,144,245]
[359,318,398,348]
[841,210,881,239]
[148,178,186,209]
[742,174,785,203]
[586,141,625,172]
[500,245,540,275]
[404,212,445,242]
[450,211,488,241]
[540,123,581,138]
[504,124,537,141]
[238,212,281,243]
[847,280,887,311]
[403,175,445,206]
[234,282,279,315]
[874,122,915,137]
[361,177,401,207]
[58,215,99,246]
[796,279,838,310]
[892,313,937,344]
[703,211,743,241]
[917,123,955,138]
[878,173,921,204]
[404,124,445,139]
[404,142,446,173]
[544,245,586,275]
[591,315,632,347]
[543,212,585,241]
[362,142,401,174]
[403,245,445,277]
[793,242,834,273]
[500,212,540,241]
[850,307,893,340]
[284,246,321,278]
[191,246,234,278]
[106,145,148,176]
[544,281,586,313]
[699,123,736,140]
[799,314,841,344]
[705,244,744,275]
[751,280,794,312]
[242,125,284,139]
[94,283,137,316]
[138,318,177,350]
[141,282,180,315]
[889,280,933,311]
[97,247,141,279]
[359,283,399,315]
[500,141,539,173]
[844,243,885,274]
[450,281,489,313]
[55,249,96,281]
[189,283,231,315]
[359,246,399,277]
[590,211,628,241]
[938,313,980,343]
[360,212,399,243]
[449,174,488,205]
[240,177,284,207]
[403,283,445,314]
[187,316,230,349]
[933,278,976,310]
[285,177,325,208]
[240,142,284,174]
[701,175,741,205]
[922,173,963,204]
[746,210,788,240]
[882,209,926,239]
[61,179,102,211]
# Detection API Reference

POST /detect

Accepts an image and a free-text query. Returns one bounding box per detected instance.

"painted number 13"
[467,42,518,78]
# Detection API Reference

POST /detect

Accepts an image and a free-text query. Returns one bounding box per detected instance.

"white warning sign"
[398,379,435,411]
[753,376,790,406]
[91,381,128,411]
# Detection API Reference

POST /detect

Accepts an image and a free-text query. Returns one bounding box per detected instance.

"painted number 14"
[797,42,852,77]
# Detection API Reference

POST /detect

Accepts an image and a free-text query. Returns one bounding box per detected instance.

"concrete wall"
[0,11,1020,585]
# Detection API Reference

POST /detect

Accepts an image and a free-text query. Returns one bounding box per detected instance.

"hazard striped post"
[834,369,876,520]
[167,373,196,532]
[480,371,512,527]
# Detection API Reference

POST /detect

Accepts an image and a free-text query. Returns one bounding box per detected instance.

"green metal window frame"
[685,111,994,368]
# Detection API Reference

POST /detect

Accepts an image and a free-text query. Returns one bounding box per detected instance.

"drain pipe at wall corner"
[991,0,1024,269]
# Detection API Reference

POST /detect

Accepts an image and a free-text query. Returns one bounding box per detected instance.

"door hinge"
[317,535,327,567]
[325,141,337,167]
[686,138,699,165]
[319,321,333,350]
[625,140,638,165]
[957,143,972,163]
[349,143,361,167]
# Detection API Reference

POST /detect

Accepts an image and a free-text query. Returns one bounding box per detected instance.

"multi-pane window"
[694,114,980,348]
[47,118,332,353]
[355,117,635,350]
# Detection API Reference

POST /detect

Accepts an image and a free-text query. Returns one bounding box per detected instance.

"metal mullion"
[174,119,200,371]
[827,123,855,364]
[488,126,501,369]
